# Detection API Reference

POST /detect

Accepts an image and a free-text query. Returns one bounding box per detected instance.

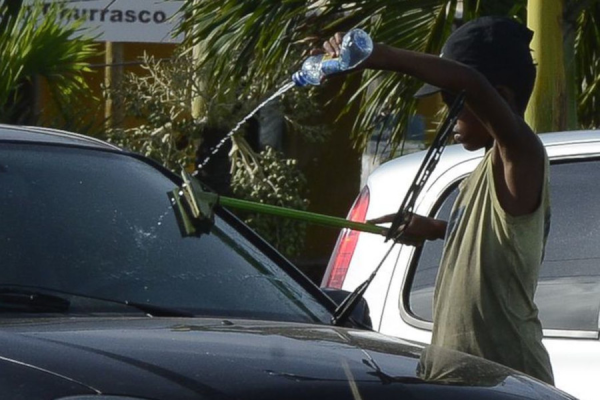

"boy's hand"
[309,32,345,57]
[369,213,447,246]
[324,32,345,57]
[309,32,375,74]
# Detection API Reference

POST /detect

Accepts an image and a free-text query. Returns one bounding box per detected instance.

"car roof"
[539,129,600,146]
[0,124,120,151]
[366,129,600,220]
[375,129,600,177]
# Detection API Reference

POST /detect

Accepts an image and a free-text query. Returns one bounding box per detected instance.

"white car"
[323,130,600,400]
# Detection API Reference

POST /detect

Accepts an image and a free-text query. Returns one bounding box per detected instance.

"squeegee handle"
[218,196,385,236]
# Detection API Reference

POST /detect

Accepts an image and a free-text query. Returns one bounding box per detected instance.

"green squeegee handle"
[218,196,386,236]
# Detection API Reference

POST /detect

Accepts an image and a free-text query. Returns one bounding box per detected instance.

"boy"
[319,16,554,384]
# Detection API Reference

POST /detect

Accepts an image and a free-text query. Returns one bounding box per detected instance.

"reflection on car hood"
[0,318,571,400]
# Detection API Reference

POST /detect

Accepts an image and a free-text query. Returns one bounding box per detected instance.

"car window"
[0,144,331,323]
[407,160,600,332]
[408,187,457,322]
[537,160,600,331]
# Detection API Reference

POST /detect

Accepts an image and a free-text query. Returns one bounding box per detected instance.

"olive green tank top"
[431,149,554,385]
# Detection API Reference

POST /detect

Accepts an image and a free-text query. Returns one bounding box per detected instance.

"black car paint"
[0,318,563,400]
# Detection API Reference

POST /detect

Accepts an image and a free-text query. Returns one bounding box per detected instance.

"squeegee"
[169,170,387,237]
[170,91,465,246]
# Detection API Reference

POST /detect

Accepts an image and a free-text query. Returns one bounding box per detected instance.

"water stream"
[163,80,296,230]
[195,80,296,171]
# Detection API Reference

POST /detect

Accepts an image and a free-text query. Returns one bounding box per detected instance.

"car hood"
[0,317,570,400]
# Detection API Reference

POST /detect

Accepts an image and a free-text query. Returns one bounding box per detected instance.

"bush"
[103,52,315,258]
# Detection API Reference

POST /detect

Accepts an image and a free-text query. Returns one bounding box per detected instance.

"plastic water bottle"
[292,29,373,87]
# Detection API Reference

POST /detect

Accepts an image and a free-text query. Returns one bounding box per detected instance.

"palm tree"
[0,0,97,124]
[178,0,600,152]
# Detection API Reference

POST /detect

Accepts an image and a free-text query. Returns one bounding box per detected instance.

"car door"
[381,152,600,400]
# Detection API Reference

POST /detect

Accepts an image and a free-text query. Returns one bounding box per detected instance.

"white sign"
[28,0,184,43]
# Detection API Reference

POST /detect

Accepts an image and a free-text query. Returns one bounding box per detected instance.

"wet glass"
[0,144,331,323]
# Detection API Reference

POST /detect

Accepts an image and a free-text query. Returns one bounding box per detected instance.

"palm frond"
[315,0,459,154]
[178,1,314,98]
[576,1,600,128]
[0,1,98,122]
[180,0,574,155]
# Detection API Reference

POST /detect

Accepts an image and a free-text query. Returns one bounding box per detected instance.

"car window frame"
[398,156,600,340]
[400,178,461,332]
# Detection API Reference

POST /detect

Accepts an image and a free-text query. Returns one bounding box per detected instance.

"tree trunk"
[526,0,567,133]
[563,3,582,130]
[191,0,206,120]
[104,42,124,130]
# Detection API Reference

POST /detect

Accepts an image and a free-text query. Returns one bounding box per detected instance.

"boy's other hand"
[369,213,446,246]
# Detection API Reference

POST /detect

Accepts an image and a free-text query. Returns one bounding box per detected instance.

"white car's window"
[407,160,600,332]
[408,187,456,322]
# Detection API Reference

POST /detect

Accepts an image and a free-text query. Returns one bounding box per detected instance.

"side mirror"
[320,287,373,330]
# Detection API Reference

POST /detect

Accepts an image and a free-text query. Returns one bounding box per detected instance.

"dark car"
[0,125,575,400]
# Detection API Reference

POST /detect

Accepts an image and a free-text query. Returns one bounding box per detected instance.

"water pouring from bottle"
[196,29,373,170]
[292,29,373,86]
[195,80,296,171]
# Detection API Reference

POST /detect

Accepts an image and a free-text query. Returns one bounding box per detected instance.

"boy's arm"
[323,35,544,216]
[367,44,544,216]
[369,214,447,246]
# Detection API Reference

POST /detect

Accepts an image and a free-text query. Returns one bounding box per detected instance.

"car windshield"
[0,143,331,323]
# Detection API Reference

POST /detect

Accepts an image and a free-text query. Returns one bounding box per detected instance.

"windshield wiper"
[331,92,466,327]
[0,288,70,313]
[0,285,194,317]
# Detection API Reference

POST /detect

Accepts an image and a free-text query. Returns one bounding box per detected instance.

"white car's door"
[377,147,600,400]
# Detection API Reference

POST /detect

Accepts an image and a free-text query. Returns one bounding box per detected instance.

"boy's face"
[442,92,492,151]
[454,108,493,151]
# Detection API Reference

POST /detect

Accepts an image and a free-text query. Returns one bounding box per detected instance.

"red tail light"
[322,187,370,288]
